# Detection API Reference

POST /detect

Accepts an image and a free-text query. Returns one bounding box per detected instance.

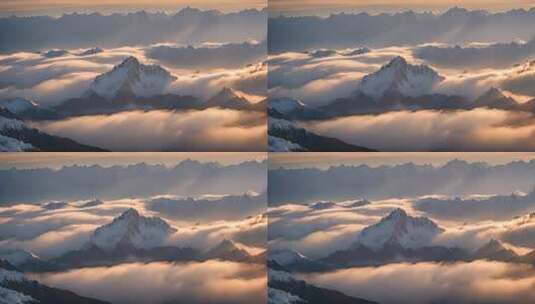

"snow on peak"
[268,288,304,304]
[210,239,238,252]
[359,56,444,99]
[0,286,35,304]
[0,98,38,114]
[0,116,26,132]
[78,47,103,56]
[309,49,338,58]
[357,208,443,249]
[89,56,177,99]
[0,268,25,284]
[43,49,69,58]
[268,269,294,283]
[269,249,309,266]
[0,135,33,152]
[474,238,518,260]
[309,201,337,210]
[90,208,176,251]
[482,87,506,99]
[268,135,303,152]
[206,239,241,253]
[0,249,40,267]
[269,97,306,114]
[269,118,294,131]
[480,238,506,251]
[214,87,239,99]
[206,87,251,107]
[474,87,518,108]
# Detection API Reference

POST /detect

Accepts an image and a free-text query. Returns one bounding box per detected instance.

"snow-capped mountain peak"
[0,116,26,131]
[90,208,176,251]
[88,56,177,99]
[357,208,443,250]
[481,87,507,99]
[204,239,253,261]
[359,56,444,99]
[473,238,518,261]
[208,239,237,253]
[0,113,33,152]
[214,87,239,99]
[473,87,518,109]
[79,47,103,56]
[0,98,38,114]
[268,97,306,114]
[480,238,506,252]
[269,249,310,266]
[206,87,251,108]
[0,249,41,267]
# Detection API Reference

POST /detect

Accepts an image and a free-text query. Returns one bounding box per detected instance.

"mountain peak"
[0,98,38,114]
[359,56,444,99]
[214,239,236,250]
[216,87,238,98]
[358,208,443,250]
[444,6,469,16]
[474,238,518,261]
[118,207,140,219]
[268,97,306,114]
[205,239,251,261]
[90,208,176,251]
[479,87,507,100]
[385,207,407,219]
[119,56,141,68]
[474,87,518,109]
[0,249,41,267]
[88,56,176,99]
[269,249,310,266]
[206,87,251,109]
[486,238,503,249]
[387,56,408,67]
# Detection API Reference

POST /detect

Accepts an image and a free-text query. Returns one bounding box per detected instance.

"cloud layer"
[304,109,535,151]
[304,261,535,304]
[31,261,266,304]
[34,109,267,151]
[0,45,266,106]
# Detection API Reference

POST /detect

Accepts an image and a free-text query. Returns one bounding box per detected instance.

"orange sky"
[270,152,535,169]
[0,152,266,169]
[0,0,265,15]
[269,0,535,14]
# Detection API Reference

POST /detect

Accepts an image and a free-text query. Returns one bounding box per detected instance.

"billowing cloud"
[31,261,266,304]
[304,261,535,304]
[168,62,267,100]
[415,191,535,221]
[0,196,266,258]
[33,109,267,151]
[0,45,266,106]
[415,39,535,69]
[268,44,535,106]
[268,199,424,258]
[167,213,267,251]
[268,47,415,106]
[303,109,535,151]
[146,41,266,70]
[268,194,535,257]
[147,193,266,221]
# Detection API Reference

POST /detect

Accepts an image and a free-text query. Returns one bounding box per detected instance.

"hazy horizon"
[0,1,266,17]
[269,1,535,16]
[0,152,267,169]
[270,152,535,169]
